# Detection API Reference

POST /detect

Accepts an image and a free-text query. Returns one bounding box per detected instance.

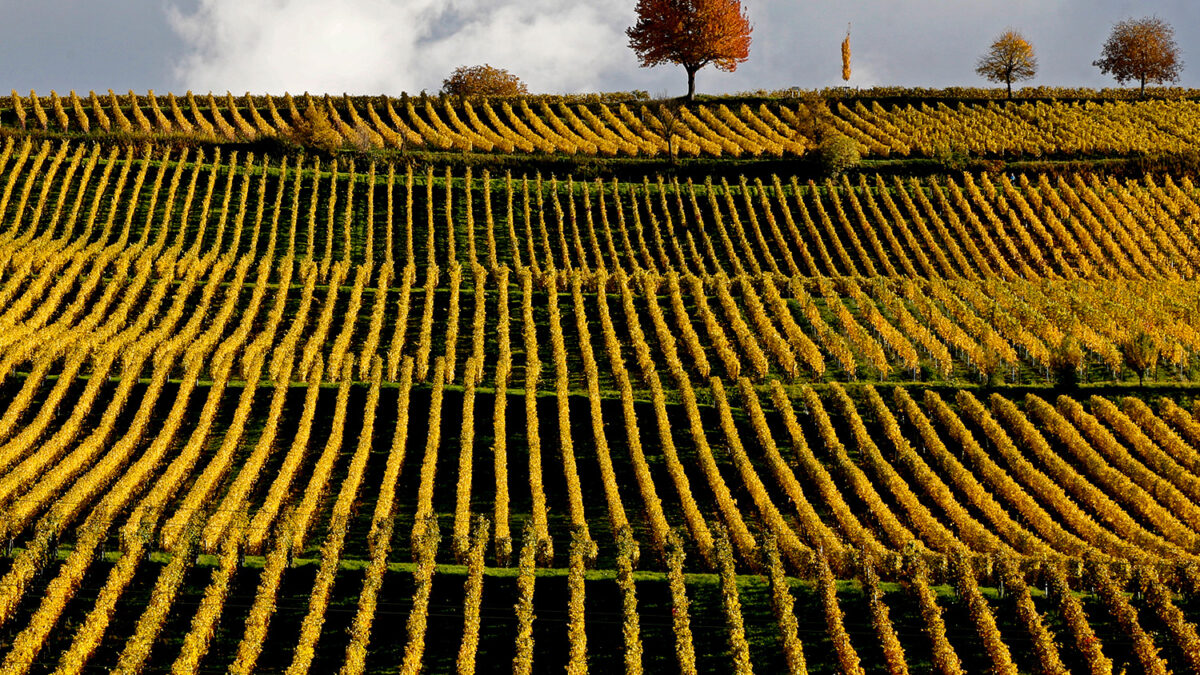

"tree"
[645,100,683,165]
[1093,16,1182,95]
[441,64,528,97]
[817,134,860,177]
[1120,327,1160,385]
[797,90,834,144]
[627,0,752,101]
[841,26,851,83]
[975,30,1037,99]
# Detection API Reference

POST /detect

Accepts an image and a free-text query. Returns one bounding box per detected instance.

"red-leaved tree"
[627,0,753,101]
[1093,16,1182,95]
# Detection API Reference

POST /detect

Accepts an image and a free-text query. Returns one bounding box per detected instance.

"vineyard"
[10,89,1200,159]
[0,91,1198,673]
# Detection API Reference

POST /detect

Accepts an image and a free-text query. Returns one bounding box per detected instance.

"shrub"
[441,65,529,97]
[817,134,860,176]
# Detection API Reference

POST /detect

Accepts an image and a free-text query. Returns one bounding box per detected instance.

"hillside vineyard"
[0,100,1200,673]
[13,89,1200,157]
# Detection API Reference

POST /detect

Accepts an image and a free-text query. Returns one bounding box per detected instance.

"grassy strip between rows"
[15,368,1200,403]
[26,543,1007,600]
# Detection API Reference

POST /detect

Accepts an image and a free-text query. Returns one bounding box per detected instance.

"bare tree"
[644,101,683,166]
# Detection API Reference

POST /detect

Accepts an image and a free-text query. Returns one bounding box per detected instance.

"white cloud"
[167,0,633,94]
[163,0,1200,96]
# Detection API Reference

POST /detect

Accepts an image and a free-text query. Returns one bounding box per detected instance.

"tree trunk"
[685,67,697,101]
[1141,76,1146,97]
[1006,79,1012,100]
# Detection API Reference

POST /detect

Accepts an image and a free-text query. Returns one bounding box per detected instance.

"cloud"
[161,0,1200,96]
[167,0,634,94]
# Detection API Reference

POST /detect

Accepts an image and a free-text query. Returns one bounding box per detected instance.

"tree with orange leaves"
[627,0,752,101]
[1093,16,1182,96]
[841,25,852,82]
[976,30,1037,99]
[441,64,529,97]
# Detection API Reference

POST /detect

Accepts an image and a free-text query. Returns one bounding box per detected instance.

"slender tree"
[1093,16,1182,95]
[975,29,1037,99]
[627,0,753,101]
[841,25,852,82]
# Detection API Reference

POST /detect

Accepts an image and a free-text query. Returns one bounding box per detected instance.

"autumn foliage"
[290,100,342,153]
[441,64,529,98]
[841,27,852,82]
[627,0,753,100]
[1094,17,1182,94]
[976,30,1037,98]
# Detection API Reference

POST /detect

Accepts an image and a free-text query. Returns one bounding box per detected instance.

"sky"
[0,0,1198,97]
